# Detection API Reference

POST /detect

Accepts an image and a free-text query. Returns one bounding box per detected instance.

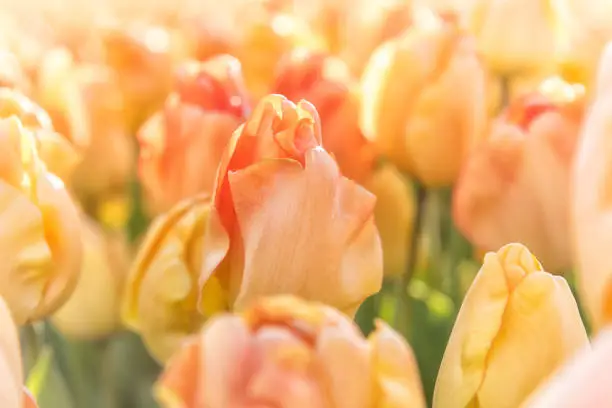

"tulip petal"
[0,297,24,408]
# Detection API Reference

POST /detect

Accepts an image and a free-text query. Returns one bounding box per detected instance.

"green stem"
[393,183,427,335]
[499,75,513,112]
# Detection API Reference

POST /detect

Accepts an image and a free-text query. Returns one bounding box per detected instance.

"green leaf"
[26,346,53,399]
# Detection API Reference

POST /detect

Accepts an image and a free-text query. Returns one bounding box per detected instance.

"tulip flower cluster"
[0,0,612,407]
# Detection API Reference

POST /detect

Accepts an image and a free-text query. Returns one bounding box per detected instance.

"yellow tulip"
[52,215,130,339]
[0,116,82,324]
[573,42,612,331]
[122,195,220,362]
[434,243,588,408]
[156,295,426,408]
[360,10,487,186]
[0,296,39,408]
[523,328,612,408]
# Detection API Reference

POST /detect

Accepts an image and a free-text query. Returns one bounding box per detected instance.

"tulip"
[362,164,415,277]
[523,328,612,408]
[0,88,80,181]
[123,195,219,362]
[0,296,39,408]
[469,0,571,75]
[0,116,82,324]
[0,50,30,91]
[454,76,585,272]
[200,94,382,316]
[433,244,588,408]
[52,215,130,339]
[360,10,487,186]
[273,49,376,182]
[234,1,325,99]
[155,295,426,408]
[573,42,612,331]
[69,65,134,205]
[138,55,250,213]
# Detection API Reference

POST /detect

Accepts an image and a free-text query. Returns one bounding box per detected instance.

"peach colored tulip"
[523,328,612,408]
[0,50,30,91]
[0,116,82,324]
[69,65,134,204]
[123,195,220,362]
[433,244,588,408]
[454,76,585,272]
[155,295,426,408]
[362,164,415,277]
[573,42,612,331]
[0,296,39,408]
[138,55,250,213]
[52,215,130,339]
[234,2,325,99]
[200,95,382,316]
[0,88,80,181]
[273,49,377,182]
[469,0,570,75]
[360,11,487,186]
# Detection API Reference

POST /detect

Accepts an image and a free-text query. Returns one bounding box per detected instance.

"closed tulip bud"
[70,65,134,202]
[362,164,415,277]
[454,76,585,272]
[273,49,376,182]
[361,11,487,186]
[523,328,612,408]
[155,295,426,408]
[138,55,249,213]
[0,296,39,408]
[52,216,130,339]
[235,3,325,99]
[434,244,588,408]
[0,117,82,324]
[123,195,221,362]
[0,88,80,181]
[469,0,570,75]
[200,95,382,316]
[573,42,612,332]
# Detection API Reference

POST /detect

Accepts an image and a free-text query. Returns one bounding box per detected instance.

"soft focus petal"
[434,244,588,408]
[0,297,23,408]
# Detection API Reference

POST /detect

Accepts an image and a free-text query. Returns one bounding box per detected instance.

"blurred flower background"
[1,0,612,407]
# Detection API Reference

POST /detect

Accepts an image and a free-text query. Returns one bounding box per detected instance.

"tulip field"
[1,0,611,407]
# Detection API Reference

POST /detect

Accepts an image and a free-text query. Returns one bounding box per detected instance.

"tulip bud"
[200,94,383,316]
[0,88,80,181]
[52,215,130,339]
[361,11,487,186]
[155,295,426,408]
[138,55,249,213]
[0,116,82,324]
[0,296,39,408]
[273,49,376,182]
[0,50,30,92]
[524,328,612,408]
[454,76,585,272]
[122,195,222,362]
[573,42,612,332]
[434,244,588,408]
[469,0,571,75]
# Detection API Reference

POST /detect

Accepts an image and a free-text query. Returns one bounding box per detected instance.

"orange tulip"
[273,49,376,182]
[524,328,612,408]
[0,116,82,324]
[123,195,218,362]
[200,94,382,316]
[0,88,80,181]
[234,1,324,99]
[573,42,612,331]
[360,11,487,186]
[454,76,585,272]
[138,55,250,213]
[0,296,39,408]
[52,215,130,339]
[433,244,588,408]
[156,295,426,408]
[469,0,570,75]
